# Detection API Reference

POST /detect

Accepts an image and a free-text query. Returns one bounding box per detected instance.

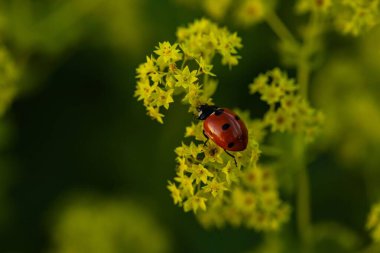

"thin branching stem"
[265,9,320,248]
[265,11,299,46]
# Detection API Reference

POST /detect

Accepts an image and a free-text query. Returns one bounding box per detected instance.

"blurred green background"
[1,0,380,252]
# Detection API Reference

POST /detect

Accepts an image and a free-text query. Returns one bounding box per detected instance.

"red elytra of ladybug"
[197,104,248,165]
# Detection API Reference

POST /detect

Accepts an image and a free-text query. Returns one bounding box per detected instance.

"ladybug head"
[197,104,218,120]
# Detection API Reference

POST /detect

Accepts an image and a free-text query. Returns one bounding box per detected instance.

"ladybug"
[197,104,248,166]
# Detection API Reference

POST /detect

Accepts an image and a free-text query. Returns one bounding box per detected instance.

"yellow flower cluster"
[176,18,242,68]
[235,0,269,26]
[145,20,293,233]
[168,115,290,231]
[296,0,333,14]
[135,19,242,123]
[335,0,380,36]
[175,0,274,28]
[366,202,380,241]
[0,46,18,117]
[197,166,291,231]
[249,68,324,142]
[296,0,380,36]
[202,0,232,20]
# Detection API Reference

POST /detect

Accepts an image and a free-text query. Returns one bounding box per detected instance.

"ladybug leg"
[224,150,237,167]
[203,130,209,146]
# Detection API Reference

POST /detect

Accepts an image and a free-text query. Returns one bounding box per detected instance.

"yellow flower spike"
[203,179,228,198]
[260,191,281,211]
[235,0,268,26]
[243,166,262,189]
[232,188,256,214]
[281,95,299,114]
[184,123,197,138]
[149,71,165,84]
[167,181,183,205]
[196,57,216,76]
[170,117,290,231]
[184,195,207,213]
[251,68,323,140]
[189,142,202,159]
[178,18,242,65]
[315,0,332,13]
[334,0,380,36]
[175,142,189,157]
[249,211,280,231]
[134,79,152,102]
[185,122,205,141]
[147,106,164,124]
[222,161,239,185]
[248,142,261,166]
[221,54,240,68]
[176,157,189,177]
[217,33,243,68]
[175,175,194,196]
[141,21,292,232]
[223,207,243,227]
[182,83,202,107]
[190,164,214,184]
[175,142,202,160]
[260,85,284,105]
[278,77,297,92]
[270,108,293,133]
[247,197,290,231]
[156,88,174,109]
[249,74,267,94]
[136,19,242,124]
[296,0,332,14]
[203,142,224,164]
[136,55,157,80]
[296,0,380,36]
[154,41,182,64]
[197,203,226,229]
[165,75,176,88]
[174,66,198,88]
[202,0,232,20]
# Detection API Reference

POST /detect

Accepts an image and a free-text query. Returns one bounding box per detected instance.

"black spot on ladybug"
[222,123,230,130]
[228,142,234,148]
[235,115,240,121]
[215,109,224,116]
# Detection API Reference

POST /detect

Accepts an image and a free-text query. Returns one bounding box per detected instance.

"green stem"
[203,71,209,86]
[297,11,320,99]
[295,138,311,246]
[265,9,323,248]
[294,11,322,248]
[181,57,188,70]
[295,52,312,249]
[297,61,310,98]
[265,11,299,46]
